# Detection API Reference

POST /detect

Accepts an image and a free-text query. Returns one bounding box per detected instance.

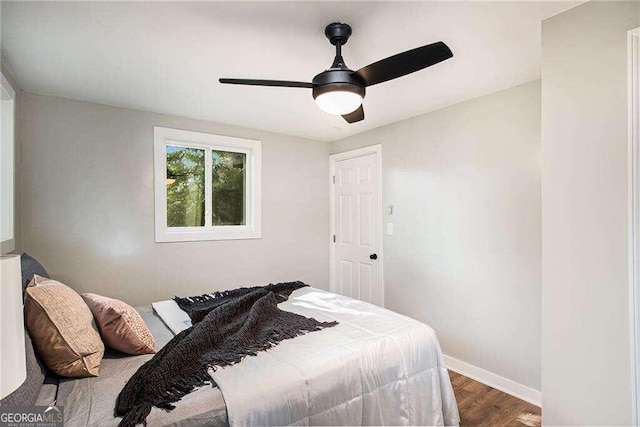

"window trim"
[0,71,16,255]
[154,126,261,242]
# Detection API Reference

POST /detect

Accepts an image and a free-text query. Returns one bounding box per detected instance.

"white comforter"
[154,287,459,426]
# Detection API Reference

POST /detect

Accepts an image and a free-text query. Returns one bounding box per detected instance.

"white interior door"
[330,145,383,306]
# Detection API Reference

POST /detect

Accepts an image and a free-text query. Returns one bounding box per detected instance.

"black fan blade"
[342,105,364,124]
[354,41,453,87]
[219,78,314,88]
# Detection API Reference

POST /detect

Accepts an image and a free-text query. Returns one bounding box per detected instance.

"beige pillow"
[82,293,156,355]
[25,275,104,377]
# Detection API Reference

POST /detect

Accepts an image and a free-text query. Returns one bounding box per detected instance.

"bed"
[34,286,459,426]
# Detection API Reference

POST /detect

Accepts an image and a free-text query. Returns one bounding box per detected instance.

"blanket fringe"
[118,403,152,427]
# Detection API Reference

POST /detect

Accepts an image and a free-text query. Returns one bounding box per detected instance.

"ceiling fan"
[219,22,453,124]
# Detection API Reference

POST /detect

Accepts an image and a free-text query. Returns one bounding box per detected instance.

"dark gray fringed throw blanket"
[115,281,337,427]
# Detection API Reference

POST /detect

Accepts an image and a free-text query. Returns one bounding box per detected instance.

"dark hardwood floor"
[449,370,541,427]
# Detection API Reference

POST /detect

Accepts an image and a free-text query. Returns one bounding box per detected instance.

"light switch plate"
[386,222,394,235]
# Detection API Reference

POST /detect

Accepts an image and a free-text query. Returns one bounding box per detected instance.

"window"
[154,127,261,242]
[0,71,15,254]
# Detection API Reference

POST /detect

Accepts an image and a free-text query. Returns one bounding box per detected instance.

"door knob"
[369,254,378,260]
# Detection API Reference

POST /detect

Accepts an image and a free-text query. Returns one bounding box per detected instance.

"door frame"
[329,144,384,306]
[628,26,640,427]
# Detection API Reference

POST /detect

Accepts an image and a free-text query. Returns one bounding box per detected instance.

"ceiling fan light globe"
[315,91,363,116]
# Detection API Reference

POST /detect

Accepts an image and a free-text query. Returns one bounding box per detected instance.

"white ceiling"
[1,1,579,142]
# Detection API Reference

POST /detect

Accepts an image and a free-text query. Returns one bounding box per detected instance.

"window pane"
[212,150,246,226]
[166,146,205,227]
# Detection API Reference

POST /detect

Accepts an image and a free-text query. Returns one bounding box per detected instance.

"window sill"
[155,227,261,243]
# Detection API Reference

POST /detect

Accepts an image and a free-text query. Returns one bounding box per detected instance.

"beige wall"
[20,93,330,306]
[331,81,542,391]
[541,1,640,425]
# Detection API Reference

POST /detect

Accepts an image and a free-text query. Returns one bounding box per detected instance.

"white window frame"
[154,126,261,242]
[0,71,16,255]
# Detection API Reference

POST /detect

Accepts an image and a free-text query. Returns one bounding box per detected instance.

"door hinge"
[333,234,336,243]
[332,175,335,184]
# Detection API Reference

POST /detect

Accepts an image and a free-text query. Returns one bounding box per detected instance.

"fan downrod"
[325,22,352,46]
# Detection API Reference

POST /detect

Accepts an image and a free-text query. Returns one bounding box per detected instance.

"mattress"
[56,306,228,427]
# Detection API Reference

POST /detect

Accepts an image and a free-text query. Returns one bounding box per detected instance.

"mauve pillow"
[82,293,156,355]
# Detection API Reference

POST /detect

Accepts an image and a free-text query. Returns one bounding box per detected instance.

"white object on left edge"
[0,254,26,399]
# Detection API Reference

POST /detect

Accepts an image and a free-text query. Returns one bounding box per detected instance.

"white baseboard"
[443,354,541,407]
